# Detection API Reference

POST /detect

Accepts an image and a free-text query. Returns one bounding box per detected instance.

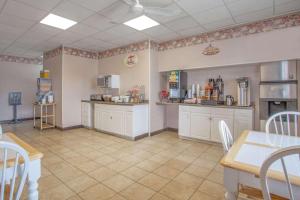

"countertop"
[82,100,148,106]
[156,102,254,110]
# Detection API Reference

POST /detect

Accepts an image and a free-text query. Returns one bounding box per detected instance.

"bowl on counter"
[120,96,130,103]
[103,95,112,102]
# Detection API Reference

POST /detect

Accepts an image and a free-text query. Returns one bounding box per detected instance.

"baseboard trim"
[0,117,37,124]
[57,125,83,131]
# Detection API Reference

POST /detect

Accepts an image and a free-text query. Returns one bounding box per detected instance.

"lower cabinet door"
[190,113,211,140]
[94,109,101,130]
[100,110,111,132]
[211,116,234,143]
[124,112,133,137]
[178,111,190,137]
[234,117,252,140]
[110,110,124,135]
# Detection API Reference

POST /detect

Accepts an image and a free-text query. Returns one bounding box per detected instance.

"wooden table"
[220,130,300,200]
[1,133,43,200]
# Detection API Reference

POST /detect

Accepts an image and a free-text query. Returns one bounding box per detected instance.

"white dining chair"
[0,125,2,135]
[0,141,30,200]
[218,120,233,153]
[260,145,300,200]
[265,111,300,136]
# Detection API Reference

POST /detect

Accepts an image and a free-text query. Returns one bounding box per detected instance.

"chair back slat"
[218,120,233,153]
[266,111,300,137]
[260,146,300,200]
[0,141,30,200]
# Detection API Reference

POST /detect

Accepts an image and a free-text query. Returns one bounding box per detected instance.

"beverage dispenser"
[168,71,187,102]
[236,77,250,106]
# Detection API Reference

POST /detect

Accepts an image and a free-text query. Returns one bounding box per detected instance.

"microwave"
[97,75,120,88]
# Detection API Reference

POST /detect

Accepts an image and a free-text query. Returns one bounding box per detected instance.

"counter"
[156,102,254,110]
[82,100,148,106]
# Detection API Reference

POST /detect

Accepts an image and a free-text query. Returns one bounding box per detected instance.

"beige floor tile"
[121,166,149,181]
[47,162,74,174]
[192,157,217,169]
[55,167,84,183]
[150,193,172,200]
[39,175,62,192]
[108,194,127,200]
[74,161,101,173]
[198,180,225,199]
[79,183,115,200]
[88,167,117,182]
[206,170,224,185]
[83,150,104,159]
[95,155,117,165]
[66,174,98,193]
[148,154,170,164]
[160,180,196,200]
[137,160,162,172]
[138,173,170,191]
[67,195,82,200]
[173,172,203,189]
[41,167,52,177]
[103,174,134,192]
[107,160,133,172]
[154,165,181,179]
[40,184,75,200]
[184,164,213,178]
[190,191,220,200]
[120,183,155,200]
[164,158,189,171]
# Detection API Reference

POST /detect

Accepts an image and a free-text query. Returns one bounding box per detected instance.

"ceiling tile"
[234,7,273,24]
[81,14,115,31]
[225,0,273,16]
[177,26,206,37]
[141,0,174,7]
[70,0,118,12]
[2,0,48,21]
[165,16,199,32]
[99,1,140,23]
[176,0,224,14]
[193,6,232,25]
[52,0,95,22]
[47,31,86,45]
[23,50,43,58]
[106,24,138,37]
[147,3,186,23]
[0,13,36,30]
[143,25,173,37]
[15,0,62,11]
[202,18,235,31]
[68,24,99,36]
[152,32,180,42]
[275,0,300,14]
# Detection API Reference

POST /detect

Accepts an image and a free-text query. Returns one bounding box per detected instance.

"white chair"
[260,145,300,200]
[0,125,2,134]
[218,120,233,153]
[265,111,300,136]
[0,141,30,200]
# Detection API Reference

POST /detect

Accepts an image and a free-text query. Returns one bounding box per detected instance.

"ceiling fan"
[122,0,181,16]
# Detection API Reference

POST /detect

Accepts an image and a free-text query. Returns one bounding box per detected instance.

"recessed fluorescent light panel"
[40,14,77,30]
[123,15,159,31]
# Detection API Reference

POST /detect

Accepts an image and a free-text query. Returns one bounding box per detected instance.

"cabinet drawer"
[234,109,253,118]
[190,106,211,114]
[179,106,190,112]
[211,108,234,116]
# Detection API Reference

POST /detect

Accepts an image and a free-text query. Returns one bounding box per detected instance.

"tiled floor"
[2,121,226,200]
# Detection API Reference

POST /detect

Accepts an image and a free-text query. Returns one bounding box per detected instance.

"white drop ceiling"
[0,0,299,58]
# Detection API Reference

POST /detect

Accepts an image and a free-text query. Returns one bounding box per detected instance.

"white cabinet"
[94,104,148,139]
[81,102,92,128]
[178,105,253,143]
[190,113,211,140]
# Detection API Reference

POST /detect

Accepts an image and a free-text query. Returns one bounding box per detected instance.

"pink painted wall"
[158,26,300,71]
[0,61,42,121]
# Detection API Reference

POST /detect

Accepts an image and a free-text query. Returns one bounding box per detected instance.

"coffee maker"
[236,77,251,106]
[168,71,187,102]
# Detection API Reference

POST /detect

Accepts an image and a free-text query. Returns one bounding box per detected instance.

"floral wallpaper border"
[158,12,300,51]
[64,47,98,59]
[0,54,42,65]
[43,46,63,60]
[98,41,150,59]
[98,12,300,58]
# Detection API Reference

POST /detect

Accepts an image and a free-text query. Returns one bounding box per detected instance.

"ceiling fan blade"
[122,0,136,6]
[144,7,181,16]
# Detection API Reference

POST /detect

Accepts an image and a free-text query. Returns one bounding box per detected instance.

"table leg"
[224,167,239,200]
[28,159,41,200]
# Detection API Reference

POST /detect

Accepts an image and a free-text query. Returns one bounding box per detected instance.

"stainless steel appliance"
[97,75,120,88]
[259,60,298,130]
[226,95,234,106]
[168,71,187,102]
[237,77,250,106]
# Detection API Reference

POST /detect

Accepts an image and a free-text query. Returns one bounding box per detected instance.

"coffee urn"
[236,77,250,106]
